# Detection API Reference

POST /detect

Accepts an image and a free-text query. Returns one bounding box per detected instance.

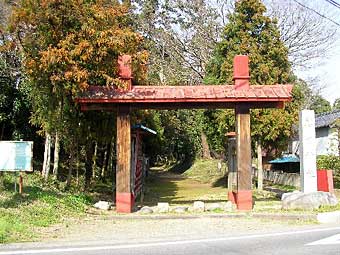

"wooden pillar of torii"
[116,55,133,213]
[231,55,252,210]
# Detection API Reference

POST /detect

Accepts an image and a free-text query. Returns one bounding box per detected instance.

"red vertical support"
[233,55,253,211]
[118,55,133,90]
[233,55,250,91]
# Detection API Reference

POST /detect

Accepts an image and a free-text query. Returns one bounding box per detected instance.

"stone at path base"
[157,202,170,213]
[93,201,112,210]
[139,206,154,214]
[193,201,205,212]
[234,190,253,211]
[173,206,189,213]
[282,191,338,210]
[116,192,134,213]
[206,203,222,212]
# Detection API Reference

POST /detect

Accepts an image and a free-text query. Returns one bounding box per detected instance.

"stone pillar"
[116,105,133,213]
[299,110,317,193]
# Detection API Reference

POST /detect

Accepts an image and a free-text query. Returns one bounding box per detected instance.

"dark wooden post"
[116,55,134,213]
[116,105,133,213]
[233,55,253,211]
[227,132,237,204]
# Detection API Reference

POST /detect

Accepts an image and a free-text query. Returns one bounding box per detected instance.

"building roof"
[315,110,340,128]
[76,84,293,110]
[269,155,300,163]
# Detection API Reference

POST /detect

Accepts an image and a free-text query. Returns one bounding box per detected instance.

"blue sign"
[0,141,33,171]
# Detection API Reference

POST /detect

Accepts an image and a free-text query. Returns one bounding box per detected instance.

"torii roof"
[77,84,293,110]
[76,55,293,111]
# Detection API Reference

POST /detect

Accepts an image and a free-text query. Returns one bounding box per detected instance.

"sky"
[293,0,340,105]
[297,50,340,105]
[297,41,340,105]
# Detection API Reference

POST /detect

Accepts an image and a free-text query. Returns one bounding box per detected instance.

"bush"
[317,155,340,171]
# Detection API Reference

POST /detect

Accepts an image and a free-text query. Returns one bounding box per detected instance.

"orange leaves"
[11,0,147,93]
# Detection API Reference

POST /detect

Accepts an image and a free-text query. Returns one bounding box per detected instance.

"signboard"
[0,141,33,172]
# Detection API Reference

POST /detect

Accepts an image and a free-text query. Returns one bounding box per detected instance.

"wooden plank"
[116,105,131,193]
[235,105,251,191]
[80,102,286,111]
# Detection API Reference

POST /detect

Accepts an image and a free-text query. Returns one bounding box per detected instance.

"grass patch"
[183,159,227,185]
[0,172,92,243]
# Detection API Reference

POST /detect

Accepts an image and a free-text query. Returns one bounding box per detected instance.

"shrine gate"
[77,55,293,213]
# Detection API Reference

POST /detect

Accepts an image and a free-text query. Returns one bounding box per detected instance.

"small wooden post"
[116,105,133,213]
[19,173,23,194]
[233,55,253,211]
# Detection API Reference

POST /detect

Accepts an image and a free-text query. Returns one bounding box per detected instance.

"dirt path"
[142,168,228,206]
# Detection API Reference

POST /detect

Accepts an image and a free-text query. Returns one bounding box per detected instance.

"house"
[291,110,340,157]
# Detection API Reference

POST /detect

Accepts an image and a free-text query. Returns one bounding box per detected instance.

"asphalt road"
[1,226,340,255]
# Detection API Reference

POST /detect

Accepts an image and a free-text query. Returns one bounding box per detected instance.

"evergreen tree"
[205,0,299,154]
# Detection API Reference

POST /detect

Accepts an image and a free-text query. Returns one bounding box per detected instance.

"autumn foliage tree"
[10,0,147,185]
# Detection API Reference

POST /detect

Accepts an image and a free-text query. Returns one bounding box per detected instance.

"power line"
[292,0,340,27]
[325,0,340,9]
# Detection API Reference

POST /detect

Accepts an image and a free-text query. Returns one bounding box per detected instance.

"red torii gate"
[77,55,293,213]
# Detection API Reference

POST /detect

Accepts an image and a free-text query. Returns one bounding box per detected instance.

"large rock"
[93,201,112,210]
[282,191,338,210]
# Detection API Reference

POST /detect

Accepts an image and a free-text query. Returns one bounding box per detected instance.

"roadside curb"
[96,212,317,221]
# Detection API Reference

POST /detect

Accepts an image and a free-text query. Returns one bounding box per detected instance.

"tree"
[266,0,339,69]
[205,0,301,167]
[310,95,332,114]
[134,0,221,85]
[10,0,147,185]
[333,98,340,111]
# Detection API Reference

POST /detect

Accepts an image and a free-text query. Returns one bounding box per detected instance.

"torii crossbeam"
[77,55,293,213]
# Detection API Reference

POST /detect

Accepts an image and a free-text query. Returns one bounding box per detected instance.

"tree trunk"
[201,132,211,159]
[257,140,263,191]
[92,141,98,179]
[42,132,51,180]
[84,143,94,191]
[53,131,60,177]
[101,144,108,179]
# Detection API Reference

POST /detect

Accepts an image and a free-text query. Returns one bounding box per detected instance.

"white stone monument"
[299,110,317,193]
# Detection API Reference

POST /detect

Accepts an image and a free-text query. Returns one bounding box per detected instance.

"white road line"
[306,233,340,246]
[1,227,340,255]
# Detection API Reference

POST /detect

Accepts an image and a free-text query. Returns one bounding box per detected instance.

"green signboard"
[0,141,33,172]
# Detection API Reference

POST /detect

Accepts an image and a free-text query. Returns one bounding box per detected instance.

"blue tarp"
[268,155,300,164]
